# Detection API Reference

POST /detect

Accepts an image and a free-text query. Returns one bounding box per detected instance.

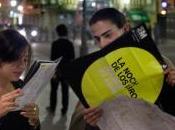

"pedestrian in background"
[47,24,75,116]
[0,29,40,130]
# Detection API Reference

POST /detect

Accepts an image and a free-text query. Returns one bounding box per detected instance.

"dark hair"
[56,24,68,37]
[89,8,126,29]
[0,29,31,63]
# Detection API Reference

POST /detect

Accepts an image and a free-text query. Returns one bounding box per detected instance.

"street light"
[160,0,168,15]
[123,0,130,5]
[91,2,96,7]
[10,0,19,25]
[10,0,17,7]
[31,30,38,37]
[161,1,168,8]
[160,9,167,15]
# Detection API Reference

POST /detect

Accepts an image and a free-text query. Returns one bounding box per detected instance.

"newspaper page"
[15,58,61,110]
[97,96,175,130]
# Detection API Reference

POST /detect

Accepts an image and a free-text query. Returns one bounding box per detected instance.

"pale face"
[90,20,125,48]
[0,48,29,81]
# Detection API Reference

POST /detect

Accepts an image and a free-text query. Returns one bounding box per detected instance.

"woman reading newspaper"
[0,29,40,130]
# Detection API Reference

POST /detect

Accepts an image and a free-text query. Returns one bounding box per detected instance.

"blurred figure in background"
[47,24,75,116]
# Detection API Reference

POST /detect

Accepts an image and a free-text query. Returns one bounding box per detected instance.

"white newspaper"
[97,96,175,130]
[15,58,61,110]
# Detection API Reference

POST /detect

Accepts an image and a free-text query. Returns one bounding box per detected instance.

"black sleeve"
[63,41,75,60]
[50,42,56,60]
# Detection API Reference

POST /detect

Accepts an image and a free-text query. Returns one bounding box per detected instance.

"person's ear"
[123,23,131,32]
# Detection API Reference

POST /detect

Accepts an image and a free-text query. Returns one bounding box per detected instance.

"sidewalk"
[36,84,78,130]
[157,38,175,64]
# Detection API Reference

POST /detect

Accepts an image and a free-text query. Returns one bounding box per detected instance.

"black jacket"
[51,38,75,76]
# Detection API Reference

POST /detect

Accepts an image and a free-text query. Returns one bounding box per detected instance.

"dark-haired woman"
[0,29,40,130]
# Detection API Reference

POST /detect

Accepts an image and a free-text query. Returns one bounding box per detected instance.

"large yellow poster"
[62,24,166,108]
[82,47,164,107]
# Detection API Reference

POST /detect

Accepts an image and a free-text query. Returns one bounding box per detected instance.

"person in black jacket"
[0,29,40,130]
[47,24,75,116]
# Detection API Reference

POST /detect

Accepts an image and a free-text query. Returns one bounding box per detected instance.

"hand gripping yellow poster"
[63,24,166,108]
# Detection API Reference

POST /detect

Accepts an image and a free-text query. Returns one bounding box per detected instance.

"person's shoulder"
[63,38,73,44]
[59,38,73,44]
[51,39,61,47]
[52,39,60,44]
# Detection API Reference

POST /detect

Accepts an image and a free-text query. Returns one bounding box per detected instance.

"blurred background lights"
[31,30,38,37]
[161,1,168,8]
[161,9,167,15]
[91,2,96,7]
[124,0,130,4]
[10,0,17,7]
[17,5,24,12]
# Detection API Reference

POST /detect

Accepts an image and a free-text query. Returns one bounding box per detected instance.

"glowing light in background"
[31,30,38,37]
[10,0,17,7]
